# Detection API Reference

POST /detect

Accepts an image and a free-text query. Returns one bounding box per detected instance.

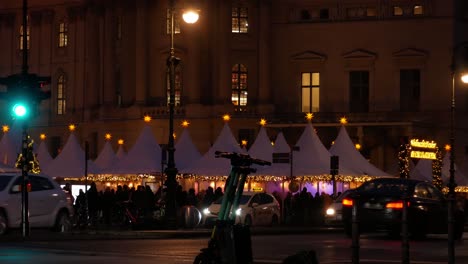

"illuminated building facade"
[1,0,467,174]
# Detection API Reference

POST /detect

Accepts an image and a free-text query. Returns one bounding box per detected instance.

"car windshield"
[0,176,14,191]
[358,180,410,194]
[213,194,252,205]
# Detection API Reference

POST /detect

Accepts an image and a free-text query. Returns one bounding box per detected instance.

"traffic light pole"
[20,122,30,237]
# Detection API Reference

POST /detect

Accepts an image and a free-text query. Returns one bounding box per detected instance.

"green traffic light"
[12,103,28,117]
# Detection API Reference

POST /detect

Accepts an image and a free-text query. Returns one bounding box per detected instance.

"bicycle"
[193,151,271,264]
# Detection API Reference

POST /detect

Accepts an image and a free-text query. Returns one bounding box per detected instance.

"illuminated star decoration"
[40,134,46,140]
[259,118,267,126]
[105,133,112,141]
[69,124,76,131]
[355,143,361,150]
[305,113,314,121]
[2,125,9,133]
[223,114,231,122]
[144,115,151,122]
[241,140,248,147]
[118,139,124,145]
[340,117,348,125]
[181,120,190,127]
[445,144,451,152]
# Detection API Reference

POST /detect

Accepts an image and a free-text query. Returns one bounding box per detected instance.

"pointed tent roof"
[442,152,468,186]
[94,141,119,171]
[116,144,127,160]
[329,126,389,177]
[248,126,273,162]
[175,128,202,171]
[0,131,20,167]
[43,133,101,178]
[111,125,162,174]
[182,122,242,176]
[410,159,432,182]
[254,131,291,176]
[35,140,53,171]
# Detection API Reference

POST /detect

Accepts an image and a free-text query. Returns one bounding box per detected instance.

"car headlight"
[235,208,242,216]
[203,208,211,215]
[326,208,335,216]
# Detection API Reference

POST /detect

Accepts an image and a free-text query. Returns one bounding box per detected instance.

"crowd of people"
[64,182,336,228]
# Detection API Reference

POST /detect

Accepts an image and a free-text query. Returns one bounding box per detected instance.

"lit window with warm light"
[58,21,68,48]
[166,63,182,106]
[166,9,181,34]
[301,72,320,113]
[413,5,423,15]
[231,64,248,106]
[232,6,248,33]
[57,74,67,115]
[19,16,30,50]
[393,6,403,16]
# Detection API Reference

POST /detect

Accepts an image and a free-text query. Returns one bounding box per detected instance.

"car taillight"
[386,201,410,209]
[342,198,353,207]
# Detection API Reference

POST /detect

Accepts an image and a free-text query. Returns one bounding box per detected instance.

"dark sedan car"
[341,177,465,238]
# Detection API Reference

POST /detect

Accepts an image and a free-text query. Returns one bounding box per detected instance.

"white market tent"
[35,140,53,171]
[442,152,468,186]
[94,140,119,171]
[116,144,127,160]
[248,126,273,162]
[329,125,389,177]
[254,131,291,177]
[0,130,20,167]
[110,125,162,174]
[43,132,101,178]
[182,122,243,176]
[294,122,355,177]
[175,128,202,171]
[410,159,432,181]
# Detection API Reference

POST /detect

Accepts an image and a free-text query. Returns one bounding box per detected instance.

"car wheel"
[244,215,252,226]
[54,211,71,233]
[0,211,7,235]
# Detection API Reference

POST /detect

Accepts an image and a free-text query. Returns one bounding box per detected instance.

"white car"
[202,191,281,227]
[0,173,74,235]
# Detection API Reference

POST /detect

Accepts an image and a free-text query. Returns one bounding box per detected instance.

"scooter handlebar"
[214,151,271,166]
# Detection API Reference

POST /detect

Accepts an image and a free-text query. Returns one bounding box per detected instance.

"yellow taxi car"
[202,191,281,227]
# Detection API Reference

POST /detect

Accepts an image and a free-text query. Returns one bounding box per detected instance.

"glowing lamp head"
[12,103,27,117]
[461,73,468,84]
[182,10,199,24]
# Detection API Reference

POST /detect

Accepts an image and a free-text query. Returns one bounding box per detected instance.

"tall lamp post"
[448,44,468,264]
[165,0,199,229]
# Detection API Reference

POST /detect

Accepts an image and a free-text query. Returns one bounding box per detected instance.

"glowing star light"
[105,133,112,140]
[40,134,46,140]
[118,139,124,145]
[355,143,362,150]
[69,124,76,131]
[223,114,231,121]
[2,125,9,133]
[241,140,248,147]
[259,119,267,126]
[445,144,451,151]
[305,113,314,121]
[340,117,348,125]
[144,115,152,122]
[181,120,190,127]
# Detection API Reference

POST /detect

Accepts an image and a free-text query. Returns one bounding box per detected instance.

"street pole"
[20,123,29,237]
[447,68,456,264]
[164,0,180,229]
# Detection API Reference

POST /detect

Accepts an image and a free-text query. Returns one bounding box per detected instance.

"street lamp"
[448,44,468,264]
[165,0,199,229]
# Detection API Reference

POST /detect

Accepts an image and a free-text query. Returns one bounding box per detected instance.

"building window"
[393,6,403,16]
[166,65,182,106]
[301,72,320,113]
[349,71,369,113]
[366,7,377,17]
[58,22,68,47]
[57,74,66,115]
[231,64,248,106]
[232,7,248,33]
[414,5,423,15]
[400,69,420,112]
[19,19,30,50]
[166,9,181,34]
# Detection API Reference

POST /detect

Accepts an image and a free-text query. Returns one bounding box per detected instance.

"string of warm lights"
[432,148,443,189]
[398,143,410,178]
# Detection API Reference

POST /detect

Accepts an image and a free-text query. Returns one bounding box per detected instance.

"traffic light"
[0,73,51,119]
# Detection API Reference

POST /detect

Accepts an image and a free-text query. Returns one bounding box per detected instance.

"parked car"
[324,190,354,226]
[341,177,465,238]
[202,191,281,227]
[0,173,74,235]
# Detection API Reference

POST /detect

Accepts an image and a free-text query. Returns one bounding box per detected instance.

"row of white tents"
[0,120,466,186]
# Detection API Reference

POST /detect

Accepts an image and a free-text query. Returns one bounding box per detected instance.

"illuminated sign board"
[410,139,437,160]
